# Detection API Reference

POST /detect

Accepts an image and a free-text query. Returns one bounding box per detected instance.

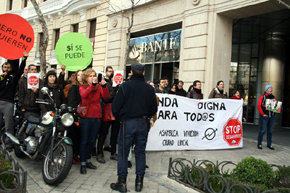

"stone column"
[261,32,286,125]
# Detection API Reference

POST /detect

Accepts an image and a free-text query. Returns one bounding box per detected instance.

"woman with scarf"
[186,80,203,99]
[208,80,228,99]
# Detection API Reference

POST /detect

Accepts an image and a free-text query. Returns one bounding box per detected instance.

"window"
[51,65,57,69]
[72,23,79,32]
[53,29,60,49]
[24,0,28,8]
[8,0,13,10]
[89,19,96,38]
[87,19,96,69]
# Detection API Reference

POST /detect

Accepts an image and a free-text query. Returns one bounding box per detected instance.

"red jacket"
[257,93,275,116]
[79,84,110,118]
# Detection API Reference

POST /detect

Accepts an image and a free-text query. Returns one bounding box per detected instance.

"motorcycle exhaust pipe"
[5,132,20,145]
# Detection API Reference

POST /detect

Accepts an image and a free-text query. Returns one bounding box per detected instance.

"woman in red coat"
[79,68,109,174]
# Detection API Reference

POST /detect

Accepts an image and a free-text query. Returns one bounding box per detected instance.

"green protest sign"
[55,33,93,71]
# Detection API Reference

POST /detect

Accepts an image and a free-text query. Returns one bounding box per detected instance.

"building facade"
[1,0,289,126]
[106,0,290,126]
[0,0,109,73]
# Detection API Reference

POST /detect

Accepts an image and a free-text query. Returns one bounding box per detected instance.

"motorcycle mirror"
[41,87,49,95]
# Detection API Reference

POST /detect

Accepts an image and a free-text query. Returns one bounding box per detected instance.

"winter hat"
[45,70,57,84]
[46,70,57,78]
[265,85,272,92]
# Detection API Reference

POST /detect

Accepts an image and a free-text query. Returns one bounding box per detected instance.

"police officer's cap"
[131,63,144,71]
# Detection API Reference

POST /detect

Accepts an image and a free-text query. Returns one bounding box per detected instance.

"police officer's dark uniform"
[110,63,157,192]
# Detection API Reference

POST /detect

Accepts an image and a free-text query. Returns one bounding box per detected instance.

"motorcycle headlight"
[61,113,74,127]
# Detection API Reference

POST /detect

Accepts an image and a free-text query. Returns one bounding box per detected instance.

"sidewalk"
[14,124,290,193]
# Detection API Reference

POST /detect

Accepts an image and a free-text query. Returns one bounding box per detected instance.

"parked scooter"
[5,87,75,185]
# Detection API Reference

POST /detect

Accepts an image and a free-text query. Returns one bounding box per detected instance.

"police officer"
[110,63,157,192]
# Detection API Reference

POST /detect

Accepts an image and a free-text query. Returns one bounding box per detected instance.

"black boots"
[111,176,127,193]
[135,175,144,192]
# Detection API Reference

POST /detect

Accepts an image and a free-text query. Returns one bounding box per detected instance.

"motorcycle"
[5,87,75,185]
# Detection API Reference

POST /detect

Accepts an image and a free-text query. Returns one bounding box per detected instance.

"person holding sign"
[257,85,276,150]
[0,52,28,150]
[18,64,43,114]
[110,63,157,192]
[79,68,109,174]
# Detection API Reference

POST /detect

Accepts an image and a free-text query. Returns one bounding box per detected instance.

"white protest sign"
[146,94,243,151]
[266,99,282,113]
[27,73,40,89]
[113,71,124,87]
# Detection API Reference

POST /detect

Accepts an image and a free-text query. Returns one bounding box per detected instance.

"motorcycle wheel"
[14,144,25,158]
[42,140,73,185]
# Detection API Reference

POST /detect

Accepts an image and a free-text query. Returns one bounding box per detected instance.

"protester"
[155,78,167,93]
[231,90,247,122]
[79,68,109,174]
[231,90,241,99]
[111,63,158,192]
[164,78,169,93]
[168,84,176,94]
[18,64,43,114]
[39,70,65,113]
[0,52,28,150]
[67,70,83,164]
[187,80,203,99]
[208,80,228,98]
[257,85,276,150]
[96,66,120,163]
[175,80,186,96]
[63,72,76,104]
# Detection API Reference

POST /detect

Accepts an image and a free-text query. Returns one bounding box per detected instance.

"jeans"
[117,118,149,177]
[0,101,14,134]
[97,121,120,155]
[79,118,101,163]
[257,115,275,146]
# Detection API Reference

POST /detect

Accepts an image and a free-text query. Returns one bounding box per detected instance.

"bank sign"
[146,94,243,151]
[127,29,181,64]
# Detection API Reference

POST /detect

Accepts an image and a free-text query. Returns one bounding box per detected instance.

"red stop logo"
[28,76,39,86]
[223,118,242,146]
[114,73,123,85]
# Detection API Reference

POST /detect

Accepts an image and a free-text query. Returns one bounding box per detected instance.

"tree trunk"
[123,0,135,74]
[30,0,48,78]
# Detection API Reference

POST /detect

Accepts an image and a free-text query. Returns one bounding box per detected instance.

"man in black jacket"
[96,66,119,163]
[18,64,43,114]
[0,52,28,148]
[111,63,157,192]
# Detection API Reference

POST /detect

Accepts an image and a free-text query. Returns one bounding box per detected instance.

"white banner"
[146,94,243,151]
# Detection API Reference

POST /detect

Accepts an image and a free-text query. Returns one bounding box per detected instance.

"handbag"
[77,104,88,118]
[103,103,115,122]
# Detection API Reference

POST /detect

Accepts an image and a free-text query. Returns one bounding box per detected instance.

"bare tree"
[30,0,49,77]
[106,0,141,72]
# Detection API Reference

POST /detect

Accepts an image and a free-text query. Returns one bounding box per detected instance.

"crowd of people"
[0,52,277,192]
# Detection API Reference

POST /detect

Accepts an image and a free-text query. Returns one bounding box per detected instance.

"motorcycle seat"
[24,112,41,124]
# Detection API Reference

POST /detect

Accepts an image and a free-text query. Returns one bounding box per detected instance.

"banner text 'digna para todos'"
[146,94,243,151]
